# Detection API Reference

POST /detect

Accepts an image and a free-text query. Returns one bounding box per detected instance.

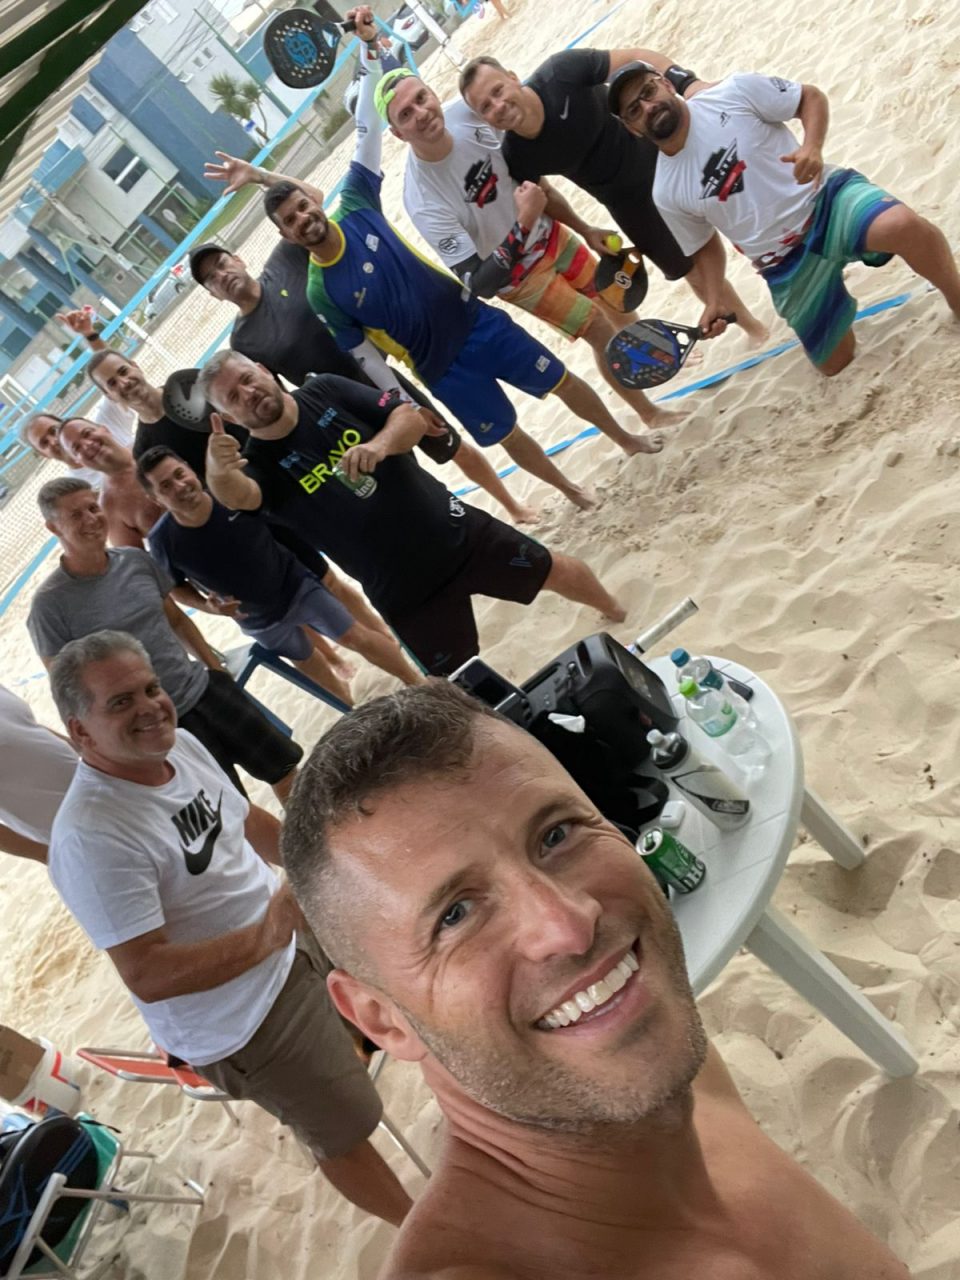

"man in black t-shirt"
[140,447,421,696]
[187,197,536,525]
[198,350,625,676]
[86,348,247,480]
[460,49,768,345]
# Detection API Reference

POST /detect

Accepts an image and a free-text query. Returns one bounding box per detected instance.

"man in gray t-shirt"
[28,476,302,804]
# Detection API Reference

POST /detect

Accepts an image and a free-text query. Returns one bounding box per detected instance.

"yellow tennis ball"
[603,233,623,253]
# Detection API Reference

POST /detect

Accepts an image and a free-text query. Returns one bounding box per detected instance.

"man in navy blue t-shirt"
[139,446,421,696]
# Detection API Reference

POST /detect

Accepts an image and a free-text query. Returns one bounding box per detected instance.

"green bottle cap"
[678,678,699,698]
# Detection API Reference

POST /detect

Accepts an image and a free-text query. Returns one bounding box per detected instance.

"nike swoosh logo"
[181,794,223,876]
[559,96,569,120]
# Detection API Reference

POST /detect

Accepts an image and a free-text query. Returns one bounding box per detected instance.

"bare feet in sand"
[508,502,541,525]
[566,484,598,511]
[621,430,666,455]
[604,598,628,623]
[741,316,771,348]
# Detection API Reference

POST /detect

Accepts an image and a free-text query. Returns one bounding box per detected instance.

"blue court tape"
[0,537,57,620]
[566,0,628,48]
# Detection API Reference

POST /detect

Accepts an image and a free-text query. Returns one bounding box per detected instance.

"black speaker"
[451,633,679,830]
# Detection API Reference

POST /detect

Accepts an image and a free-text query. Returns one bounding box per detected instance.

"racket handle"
[338,18,357,32]
[720,312,737,324]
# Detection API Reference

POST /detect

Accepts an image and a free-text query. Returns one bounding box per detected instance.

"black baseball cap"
[608,60,659,118]
[188,242,228,285]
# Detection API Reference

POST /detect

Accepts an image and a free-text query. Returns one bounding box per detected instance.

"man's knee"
[865,201,928,252]
[817,330,856,377]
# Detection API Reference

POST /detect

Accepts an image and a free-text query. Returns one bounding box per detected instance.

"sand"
[2,0,960,1274]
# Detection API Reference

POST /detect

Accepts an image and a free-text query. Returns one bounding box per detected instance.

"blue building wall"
[90,29,254,203]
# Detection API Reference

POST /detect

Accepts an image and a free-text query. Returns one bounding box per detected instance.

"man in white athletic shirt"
[386,66,678,430]
[47,630,412,1227]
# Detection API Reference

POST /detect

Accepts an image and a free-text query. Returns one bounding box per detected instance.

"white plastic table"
[646,655,917,1078]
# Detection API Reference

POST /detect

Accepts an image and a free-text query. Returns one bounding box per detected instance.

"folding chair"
[79,1046,431,1179]
[76,1049,239,1126]
[0,1112,203,1279]
[223,641,351,719]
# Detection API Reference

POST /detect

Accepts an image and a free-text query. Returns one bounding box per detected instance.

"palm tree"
[209,72,270,143]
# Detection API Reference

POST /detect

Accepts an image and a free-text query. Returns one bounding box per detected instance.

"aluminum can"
[638,827,705,893]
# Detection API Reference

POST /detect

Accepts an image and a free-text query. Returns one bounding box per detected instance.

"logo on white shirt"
[700,143,746,202]
[172,788,223,876]
[463,156,498,207]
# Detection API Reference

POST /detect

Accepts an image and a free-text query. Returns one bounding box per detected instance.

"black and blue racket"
[264,10,354,88]
[606,314,736,390]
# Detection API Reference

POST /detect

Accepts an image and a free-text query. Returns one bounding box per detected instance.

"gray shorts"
[201,936,382,1159]
[243,575,354,661]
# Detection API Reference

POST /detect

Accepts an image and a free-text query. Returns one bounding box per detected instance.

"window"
[34,291,63,321]
[103,145,147,192]
[151,0,177,20]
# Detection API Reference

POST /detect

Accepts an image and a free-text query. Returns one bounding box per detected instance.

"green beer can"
[638,827,705,894]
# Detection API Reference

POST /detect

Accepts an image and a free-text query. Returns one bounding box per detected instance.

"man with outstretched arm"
[199,351,625,677]
[255,7,667,512]
[47,630,411,1229]
[459,48,768,347]
[281,680,911,1280]
[378,64,679,430]
[187,224,536,525]
[609,62,960,374]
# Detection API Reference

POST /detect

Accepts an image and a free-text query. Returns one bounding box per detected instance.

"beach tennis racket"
[264,10,353,88]
[606,314,736,390]
[594,237,649,313]
[162,368,213,434]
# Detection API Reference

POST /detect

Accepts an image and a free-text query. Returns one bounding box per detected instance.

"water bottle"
[678,678,771,771]
[647,729,750,829]
[670,648,757,727]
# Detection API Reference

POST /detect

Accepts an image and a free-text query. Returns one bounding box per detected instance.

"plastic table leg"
[800,787,866,869]
[747,905,917,1077]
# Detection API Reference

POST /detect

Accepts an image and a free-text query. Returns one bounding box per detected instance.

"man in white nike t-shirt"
[382,64,676,435]
[609,62,960,375]
[47,629,412,1227]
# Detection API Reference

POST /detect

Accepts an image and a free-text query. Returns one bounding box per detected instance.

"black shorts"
[386,508,553,676]
[394,368,462,465]
[599,142,694,281]
[180,670,303,792]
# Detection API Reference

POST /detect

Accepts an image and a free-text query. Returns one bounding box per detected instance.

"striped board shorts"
[501,221,599,340]
[760,168,899,366]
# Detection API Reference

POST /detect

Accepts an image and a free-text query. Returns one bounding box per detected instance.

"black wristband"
[664,64,699,95]
[86,330,102,344]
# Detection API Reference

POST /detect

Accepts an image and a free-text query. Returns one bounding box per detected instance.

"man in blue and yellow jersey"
[257,6,665,513]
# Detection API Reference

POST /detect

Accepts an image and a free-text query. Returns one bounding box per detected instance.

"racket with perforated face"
[162,369,213,434]
[605,315,736,390]
[264,10,352,88]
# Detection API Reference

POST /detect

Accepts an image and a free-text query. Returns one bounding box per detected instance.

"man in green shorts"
[609,62,960,374]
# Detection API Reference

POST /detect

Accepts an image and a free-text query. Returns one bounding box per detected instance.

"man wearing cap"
[459,50,767,345]
[187,233,535,525]
[256,8,671,512]
[380,65,679,430]
[610,62,960,375]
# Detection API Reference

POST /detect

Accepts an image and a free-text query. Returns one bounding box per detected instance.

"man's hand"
[347,4,377,42]
[206,592,243,618]
[56,306,97,338]
[698,302,731,339]
[206,412,247,479]
[514,180,547,232]
[340,439,386,482]
[418,408,450,438]
[204,151,259,195]
[260,884,306,953]
[584,227,624,256]
[780,142,823,187]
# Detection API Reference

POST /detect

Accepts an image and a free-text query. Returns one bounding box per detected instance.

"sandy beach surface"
[2,0,960,1274]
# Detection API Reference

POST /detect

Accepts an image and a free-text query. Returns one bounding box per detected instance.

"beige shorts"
[201,935,382,1159]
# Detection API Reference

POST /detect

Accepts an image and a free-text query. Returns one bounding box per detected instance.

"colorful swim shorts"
[761,167,900,366]
[501,222,598,340]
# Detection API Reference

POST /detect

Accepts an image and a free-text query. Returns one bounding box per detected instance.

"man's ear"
[67,716,91,753]
[327,969,429,1063]
[43,519,60,539]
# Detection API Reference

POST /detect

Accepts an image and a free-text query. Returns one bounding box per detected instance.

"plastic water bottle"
[646,729,750,829]
[670,648,757,727]
[678,678,771,771]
